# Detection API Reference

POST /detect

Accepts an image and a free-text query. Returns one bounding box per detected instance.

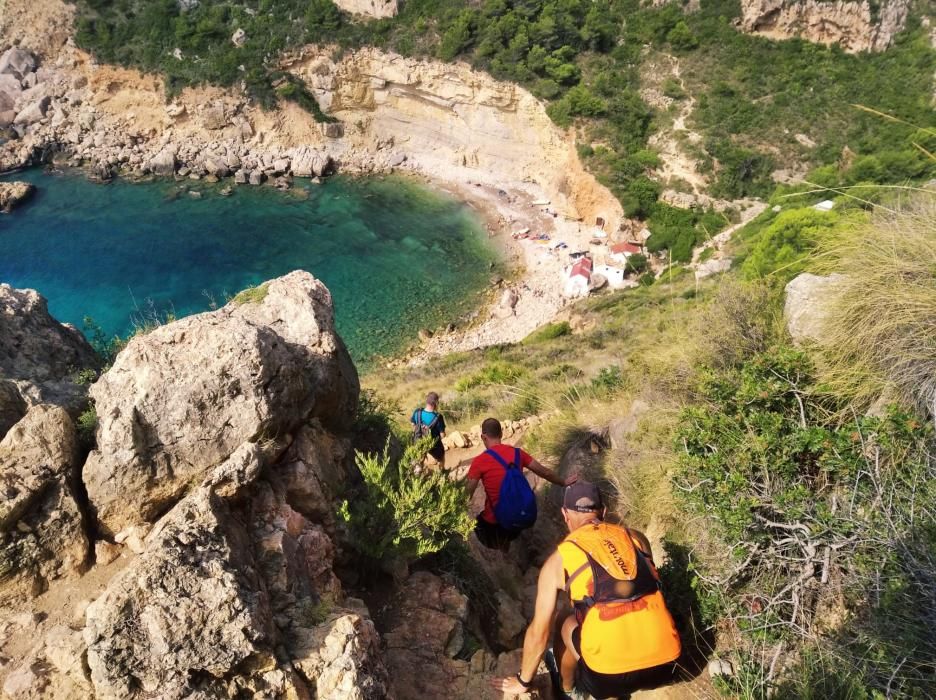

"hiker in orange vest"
[491,481,681,699]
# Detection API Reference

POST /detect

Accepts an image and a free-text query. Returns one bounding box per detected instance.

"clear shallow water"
[0,170,497,363]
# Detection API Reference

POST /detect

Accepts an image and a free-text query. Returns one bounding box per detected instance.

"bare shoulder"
[539,549,565,587]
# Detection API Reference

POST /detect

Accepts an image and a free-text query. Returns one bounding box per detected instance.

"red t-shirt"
[468,444,534,524]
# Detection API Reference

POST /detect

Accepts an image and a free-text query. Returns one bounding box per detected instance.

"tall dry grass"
[814,193,936,417]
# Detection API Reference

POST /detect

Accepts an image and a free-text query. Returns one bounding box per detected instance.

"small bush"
[525,321,572,344]
[339,438,474,562]
[232,283,269,305]
[815,196,936,416]
[77,405,97,449]
[454,362,526,392]
[741,208,838,280]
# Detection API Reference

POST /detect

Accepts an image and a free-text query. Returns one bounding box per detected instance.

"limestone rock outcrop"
[0,283,98,413]
[83,271,359,536]
[0,379,26,439]
[0,181,35,212]
[0,405,87,603]
[333,0,399,19]
[739,0,911,52]
[784,272,844,344]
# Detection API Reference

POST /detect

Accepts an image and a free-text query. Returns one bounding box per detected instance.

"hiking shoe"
[560,687,589,700]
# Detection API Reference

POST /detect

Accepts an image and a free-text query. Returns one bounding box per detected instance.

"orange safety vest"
[558,521,681,675]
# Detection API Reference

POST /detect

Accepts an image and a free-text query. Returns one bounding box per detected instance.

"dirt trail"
[643,54,708,195]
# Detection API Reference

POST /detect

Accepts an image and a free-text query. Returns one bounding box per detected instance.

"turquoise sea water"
[0,170,497,363]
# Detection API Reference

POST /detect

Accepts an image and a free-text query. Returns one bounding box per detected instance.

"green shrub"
[625,253,648,274]
[675,347,936,695]
[740,208,838,280]
[77,405,97,449]
[666,20,698,51]
[232,283,269,305]
[454,361,525,391]
[590,365,624,396]
[339,438,474,562]
[525,321,571,344]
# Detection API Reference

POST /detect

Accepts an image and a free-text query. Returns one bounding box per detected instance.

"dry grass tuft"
[814,193,936,417]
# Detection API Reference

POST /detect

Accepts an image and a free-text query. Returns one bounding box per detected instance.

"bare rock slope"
[739,0,911,52]
[0,271,395,699]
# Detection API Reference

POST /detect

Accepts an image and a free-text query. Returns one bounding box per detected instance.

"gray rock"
[84,478,274,698]
[203,154,230,177]
[147,147,177,176]
[0,380,26,440]
[322,122,344,138]
[0,181,35,213]
[232,28,247,47]
[0,284,98,412]
[83,271,359,536]
[0,405,88,604]
[290,146,331,178]
[784,273,844,345]
[12,96,50,126]
[0,48,37,82]
[0,73,23,112]
[234,168,248,184]
[248,169,264,185]
[202,102,228,130]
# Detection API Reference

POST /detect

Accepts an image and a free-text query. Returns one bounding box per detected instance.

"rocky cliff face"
[289,47,622,230]
[0,272,397,699]
[333,0,399,19]
[738,0,911,52]
[0,27,621,236]
[0,271,560,699]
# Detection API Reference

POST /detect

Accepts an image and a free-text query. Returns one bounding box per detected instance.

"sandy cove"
[0,14,629,363]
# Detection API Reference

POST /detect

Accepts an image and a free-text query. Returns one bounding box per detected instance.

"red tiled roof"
[570,257,593,279]
[611,242,642,255]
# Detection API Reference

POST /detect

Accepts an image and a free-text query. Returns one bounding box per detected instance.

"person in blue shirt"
[411,391,447,470]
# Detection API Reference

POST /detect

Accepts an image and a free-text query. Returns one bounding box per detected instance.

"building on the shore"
[594,263,633,289]
[564,256,593,298]
[609,241,643,266]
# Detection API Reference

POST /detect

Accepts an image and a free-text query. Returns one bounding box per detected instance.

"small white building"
[813,200,835,212]
[564,257,593,298]
[594,264,632,289]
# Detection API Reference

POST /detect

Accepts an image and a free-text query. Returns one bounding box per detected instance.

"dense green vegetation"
[73,0,935,260]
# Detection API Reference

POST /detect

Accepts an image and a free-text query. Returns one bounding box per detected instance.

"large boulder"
[0,48,37,82]
[12,95,49,126]
[83,469,277,698]
[83,271,359,536]
[784,273,844,345]
[288,146,331,178]
[0,74,22,113]
[0,283,98,412]
[146,147,176,177]
[0,405,87,604]
[0,181,35,213]
[84,439,386,699]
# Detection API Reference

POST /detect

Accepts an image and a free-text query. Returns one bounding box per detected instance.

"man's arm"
[628,528,654,561]
[491,551,564,692]
[525,458,577,487]
[465,477,480,499]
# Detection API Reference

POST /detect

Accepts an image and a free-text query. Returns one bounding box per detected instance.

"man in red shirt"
[466,417,574,550]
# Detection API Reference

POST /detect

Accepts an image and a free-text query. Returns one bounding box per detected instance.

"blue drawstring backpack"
[488,447,537,532]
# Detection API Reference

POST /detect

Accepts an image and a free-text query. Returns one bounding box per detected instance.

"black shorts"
[571,626,679,699]
[473,515,521,550]
[428,441,445,462]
